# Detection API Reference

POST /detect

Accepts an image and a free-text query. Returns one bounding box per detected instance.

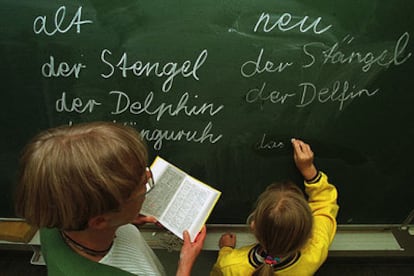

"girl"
[211,138,339,276]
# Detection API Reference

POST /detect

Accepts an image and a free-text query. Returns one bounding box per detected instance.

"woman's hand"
[132,214,158,226]
[176,226,207,276]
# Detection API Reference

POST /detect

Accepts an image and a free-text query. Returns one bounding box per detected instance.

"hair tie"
[264,255,281,266]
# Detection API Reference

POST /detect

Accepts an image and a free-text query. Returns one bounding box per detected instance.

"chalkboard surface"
[1,0,413,224]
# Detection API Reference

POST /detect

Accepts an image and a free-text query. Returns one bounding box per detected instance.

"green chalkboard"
[1,0,413,224]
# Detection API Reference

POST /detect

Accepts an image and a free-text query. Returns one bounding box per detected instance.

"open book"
[140,156,221,242]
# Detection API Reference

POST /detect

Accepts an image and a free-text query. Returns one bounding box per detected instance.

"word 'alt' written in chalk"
[33,6,92,36]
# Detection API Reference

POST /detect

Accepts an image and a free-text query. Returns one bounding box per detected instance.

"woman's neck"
[62,227,117,260]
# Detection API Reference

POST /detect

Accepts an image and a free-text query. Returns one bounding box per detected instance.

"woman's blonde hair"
[15,121,148,230]
[249,181,313,276]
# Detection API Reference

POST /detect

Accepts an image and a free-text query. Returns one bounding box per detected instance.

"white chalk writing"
[253,12,332,34]
[100,49,208,92]
[41,56,86,78]
[245,82,295,104]
[109,91,223,121]
[241,48,293,78]
[256,134,285,150]
[296,81,379,110]
[242,80,379,111]
[303,32,412,72]
[141,122,223,150]
[28,3,412,152]
[33,6,92,36]
[55,92,101,113]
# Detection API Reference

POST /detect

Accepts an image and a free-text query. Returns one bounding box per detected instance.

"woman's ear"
[88,215,110,230]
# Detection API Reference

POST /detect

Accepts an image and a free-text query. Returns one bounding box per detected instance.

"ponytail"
[252,263,274,276]
[253,254,283,276]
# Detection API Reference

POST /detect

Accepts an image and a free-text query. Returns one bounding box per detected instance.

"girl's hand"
[219,232,236,249]
[291,138,318,181]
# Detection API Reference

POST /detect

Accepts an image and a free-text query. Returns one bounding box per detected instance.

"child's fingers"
[221,232,234,240]
[301,143,312,156]
[292,138,306,158]
[291,138,301,153]
[292,138,312,157]
[219,232,236,248]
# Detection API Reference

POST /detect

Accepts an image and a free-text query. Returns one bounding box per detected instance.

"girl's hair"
[15,121,148,230]
[249,181,313,276]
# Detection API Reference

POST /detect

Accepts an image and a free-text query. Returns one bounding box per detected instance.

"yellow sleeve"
[295,172,339,272]
[305,171,339,245]
[210,247,233,276]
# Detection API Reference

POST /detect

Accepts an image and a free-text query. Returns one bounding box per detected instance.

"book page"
[159,176,220,241]
[140,164,184,218]
[140,156,221,242]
